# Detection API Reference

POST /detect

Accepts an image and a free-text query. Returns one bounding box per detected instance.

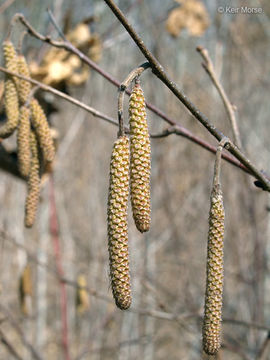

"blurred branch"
[0,304,43,360]
[102,0,270,192]
[1,227,269,334]
[12,13,270,187]
[0,0,15,15]
[196,46,242,148]
[0,328,24,360]
[256,331,270,360]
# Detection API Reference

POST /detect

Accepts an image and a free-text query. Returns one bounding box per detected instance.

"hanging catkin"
[17,105,31,177]
[24,131,40,228]
[0,41,19,138]
[75,275,90,314]
[30,98,55,163]
[19,264,32,315]
[202,183,225,355]
[129,82,151,233]
[107,135,131,310]
[17,54,31,104]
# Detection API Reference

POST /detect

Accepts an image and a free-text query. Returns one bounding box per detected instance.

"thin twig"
[102,0,270,192]
[0,66,119,128]
[0,328,24,360]
[213,137,230,186]
[197,46,242,148]
[118,62,150,136]
[0,304,43,360]
[0,0,15,15]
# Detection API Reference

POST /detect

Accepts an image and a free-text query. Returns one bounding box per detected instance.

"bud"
[17,105,31,177]
[129,82,151,232]
[30,98,55,163]
[24,131,40,228]
[107,136,131,310]
[202,184,225,355]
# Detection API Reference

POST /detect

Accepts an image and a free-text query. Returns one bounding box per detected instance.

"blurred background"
[0,0,269,359]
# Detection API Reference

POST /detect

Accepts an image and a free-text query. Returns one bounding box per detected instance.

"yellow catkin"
[202,184,225,355]
[24,131,40,228]
[76,275,90,314]
[30,98,55,162]
[19,264,32,315]
[17,54,31,104]
[107,136,131,310]
[129,82,151,233]
[0,41,19,138]
[17,105,31,177]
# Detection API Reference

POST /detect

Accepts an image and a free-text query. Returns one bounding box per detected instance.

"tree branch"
[102,0,270,192]
[197,46,242,148]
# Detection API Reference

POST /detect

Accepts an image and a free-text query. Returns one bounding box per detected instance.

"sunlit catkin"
[24,132,40,228]
[30,98,55,162]
[129,82,151,232]
[17,54,31,104]
[0,41,19,138]
[17,105,31,177]
[107,136,131,310]
[202,184,225,355]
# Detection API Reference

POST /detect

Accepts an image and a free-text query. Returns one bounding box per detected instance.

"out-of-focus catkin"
[76,275,90,314]
[19,264,32,315]
[107,136,131,310]
[129,82,151,233]
[17,105,31,177]
[17,54,31,104]
[30,98,55,163]
[24,131,40,228]
[202,184,225,355]
[1,41,19,138]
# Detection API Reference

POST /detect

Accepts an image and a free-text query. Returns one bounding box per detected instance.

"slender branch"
[0,66,119,128]
[0,328,24,360]
[0,66,255,180]
[213,137,230,186]
[197,46,242,148]
[118,62,150,136]
[102,0,270,192]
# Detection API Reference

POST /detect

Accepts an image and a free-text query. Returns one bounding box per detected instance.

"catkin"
[202,184,225,355]
[17,54,31,104]
[24,131,40,228]
[17,105,31,177]
[76,275,90,314]
[19,264,32,315]
[129,82,151,233]
[30,98,55,162]
[0,41,19,138]
[107,136,131,310]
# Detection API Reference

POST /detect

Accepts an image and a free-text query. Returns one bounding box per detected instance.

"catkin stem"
[118,62,150,137]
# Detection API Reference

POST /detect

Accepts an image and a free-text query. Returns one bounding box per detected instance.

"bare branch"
[102,0,270,192]
[197,46,242,148]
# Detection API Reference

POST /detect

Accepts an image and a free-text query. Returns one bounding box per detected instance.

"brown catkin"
[0,41,19,138]
[24,131,40,228]
[17,105,31,177]
[107,136,131,310]
[202,184,225,355]
[19,264,32,315]
[129,82,151,233]
[75,275,90,314]
[30,98,55,162]
[17,54,31,104]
